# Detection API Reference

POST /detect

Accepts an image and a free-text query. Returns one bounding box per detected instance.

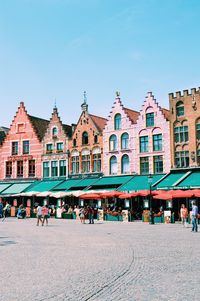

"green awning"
[0,183,12,193]
[26,180,63,192]
[118,174,164,191]
[1,182,33,195]
[176,171,200,188]
[89,175,133,190]
[53,179,83,191]
[66,178,100,191]
[156,172,186,189]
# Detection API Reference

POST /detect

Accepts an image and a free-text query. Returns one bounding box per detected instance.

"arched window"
[121,133,129,149]
[73,139,76,147]
[110,156,117,175]
[82,131,88,145]
[121,155,130,174]
[114,113,121,130]
[109,135,117,151]
[176,101,184,117]
[52,127,58,136]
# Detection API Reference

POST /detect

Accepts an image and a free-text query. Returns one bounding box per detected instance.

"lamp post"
[148,174,154,225]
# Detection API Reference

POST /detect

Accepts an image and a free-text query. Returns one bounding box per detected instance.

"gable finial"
[116,91,120,97]
[54,98,57,109]
[84,91,87,104]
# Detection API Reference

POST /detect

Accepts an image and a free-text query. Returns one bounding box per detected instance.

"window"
[175,151,189,168]
[110,156,117,175]
[52,127,58,136]
[28,160,35,177]
[153,156,163,173]
[153,134,162,151]
[140,136,148,153]
[196,124,200,140]
[17,161,23,177]
[12,142,18,155]
[82,155,90,173]
[174,126,188,143]
[176,101,184,117]
[43,162,50,178]
[93,154,101,172]
[114,113,121,130]
[73,139,76,147]
[72,156,79,174]
[23,140,29,154]
[51,161,58,177]
[140,157,149,174]
[121,155,130,174]
[6,161,12,178]
[109,135,117,151]
[121,133,129,149]
[46,144,53,153]
[57,142,63,152]
[94,135,98,144]
[82,132,88,145]
[59,160,66,177]
[197,150,200,165]
[146,113,154,127]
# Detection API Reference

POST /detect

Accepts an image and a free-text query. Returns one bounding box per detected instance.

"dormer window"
[52,127,58,137]
[176,101,184,117]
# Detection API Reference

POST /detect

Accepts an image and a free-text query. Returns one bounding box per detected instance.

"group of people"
[74,206,95,224]
[180,201,198,232]
[0,200,11,221]
[36,205,49,226]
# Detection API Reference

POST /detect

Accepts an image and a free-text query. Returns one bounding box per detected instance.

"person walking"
[180,204,188,227]
[42,205,49,226]
[0,199,3,218]
[79,207,85,224]
[191,201,198,232]
[36,205,43,226]
[2,201,11,222]
[88,206,94,224]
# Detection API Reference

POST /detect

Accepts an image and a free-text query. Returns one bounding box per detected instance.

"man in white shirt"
[36,205,43,226]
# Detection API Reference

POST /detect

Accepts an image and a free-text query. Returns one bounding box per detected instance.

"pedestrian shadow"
[0,240,16,247]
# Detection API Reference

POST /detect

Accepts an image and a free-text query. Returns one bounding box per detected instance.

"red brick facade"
[0,102,48,180]
[41,107,72,178]
[169,88,200,168]
[68,102,107,176]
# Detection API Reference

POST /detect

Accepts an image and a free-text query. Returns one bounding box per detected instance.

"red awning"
[79,193,101,199]
[100,191,123,198]
[170,190,194,198]
[153,193,173,200]
[118,192,139,199]
[138,190,158,197]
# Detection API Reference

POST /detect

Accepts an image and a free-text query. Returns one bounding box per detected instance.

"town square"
[1,1,200,300]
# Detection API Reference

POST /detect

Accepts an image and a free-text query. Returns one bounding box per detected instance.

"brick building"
[68,94,107,177]
[169,88,200,169]
[0,102,49,180]
[41,106,72,179]
[135,92,171,174]
[103,93,139,176]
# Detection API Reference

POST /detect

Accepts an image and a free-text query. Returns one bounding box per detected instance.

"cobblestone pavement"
[0,218,199,301]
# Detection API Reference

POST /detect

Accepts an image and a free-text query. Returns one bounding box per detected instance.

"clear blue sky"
[1,0,200,127]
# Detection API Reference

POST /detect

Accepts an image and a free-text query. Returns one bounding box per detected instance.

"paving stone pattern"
[0,219,199,301]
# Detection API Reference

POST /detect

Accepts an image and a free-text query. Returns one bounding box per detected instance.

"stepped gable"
[161,108,170,121]
[89,114,107,132]
[124,108,140,124]
[28,115,49,141]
